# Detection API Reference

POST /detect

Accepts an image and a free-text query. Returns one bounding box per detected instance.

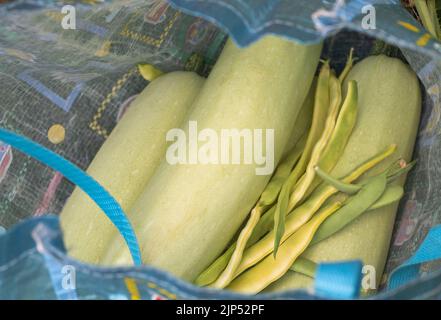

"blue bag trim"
[0,128,142,266]
[388,224,441,289]
[168,0,441,62]
[314,261,363,299]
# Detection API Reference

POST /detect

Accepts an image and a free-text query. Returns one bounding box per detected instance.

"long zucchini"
[101,36,322,281]
[60,71,204,264]
[265,55,421,292]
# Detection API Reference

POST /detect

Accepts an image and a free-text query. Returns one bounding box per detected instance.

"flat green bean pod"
[311,173,387,245]
[195,244,236,286]
[309,161,414,247]
[259,134,307,207]
[314,158,414,195]
[227,201,342,294]
[315,166,362,194]
[369,184,403,210]
[290,257,317,278]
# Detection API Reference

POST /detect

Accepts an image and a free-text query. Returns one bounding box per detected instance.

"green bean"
[195,245,236,286]
[369,184,403,210]
[314,158,413,196]
[338,48,355,83]
[210,206,262,288]
[227,202,342,294]
[310,173,387,245]
[290,257,317,278]
[339,144,396,182]
[386,159,416,183]
[304,77,358,197]
[308,175,407,248]
[244,205,275,245]
[314,166,361,194]
[259,134,307,207]
[273,73,343,256]
[287,78,353,212]
[195,145,397,286]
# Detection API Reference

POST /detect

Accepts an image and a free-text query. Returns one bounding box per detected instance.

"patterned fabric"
[0,0,226,229]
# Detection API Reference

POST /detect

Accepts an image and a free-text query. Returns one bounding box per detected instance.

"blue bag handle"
[0,128,142,266]
[314,260,363,299]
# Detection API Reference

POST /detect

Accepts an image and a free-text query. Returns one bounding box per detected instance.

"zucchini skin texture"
[60,72,204,264]
[265,55,421,292]
[101,36,322,281]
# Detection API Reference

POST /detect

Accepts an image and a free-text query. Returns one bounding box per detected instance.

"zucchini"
[282,79,315,156]
[101,36,322,281]
[265,55,421,292]
[60,71,204,264]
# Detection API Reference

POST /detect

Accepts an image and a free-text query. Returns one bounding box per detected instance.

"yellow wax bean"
[227,202,342,294]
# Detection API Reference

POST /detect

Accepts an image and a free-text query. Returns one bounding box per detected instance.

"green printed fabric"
[0,0,227,228]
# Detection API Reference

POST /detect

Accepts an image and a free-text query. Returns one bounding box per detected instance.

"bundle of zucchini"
[60,34,421,294]
[60,71,205,264]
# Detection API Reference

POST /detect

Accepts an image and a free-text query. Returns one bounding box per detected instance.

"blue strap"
[388,223,441,289]
[0,128,142,266]
[314,260,363,299]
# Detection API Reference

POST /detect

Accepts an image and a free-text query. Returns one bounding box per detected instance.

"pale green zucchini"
[265,55,421,292]
[60,71,204,264]
[101,36,322,281]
